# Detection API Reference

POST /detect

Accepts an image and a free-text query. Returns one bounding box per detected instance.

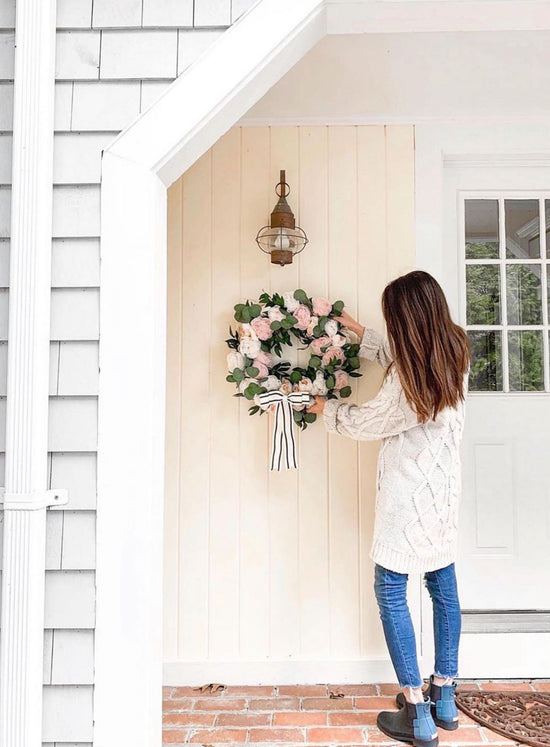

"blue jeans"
[374,563,461,689]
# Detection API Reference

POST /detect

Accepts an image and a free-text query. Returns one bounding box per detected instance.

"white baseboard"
[163,658,399,686]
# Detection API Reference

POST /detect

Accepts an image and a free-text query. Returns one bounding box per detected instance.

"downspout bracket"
[0,488,69,510]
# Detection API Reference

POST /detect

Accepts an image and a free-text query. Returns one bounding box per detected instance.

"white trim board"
[95,4,550,746]
[163,659,398,687]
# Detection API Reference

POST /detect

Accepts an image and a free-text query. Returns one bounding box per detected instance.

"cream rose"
[279,379,293,395]
[312,370,328,396]
[282,291,300,312]
[331,333,347,348]
[239,336,261,359]
[264,375,281,391]
[267,305,285,322]
[227,351,245,372]
[324,319,339,338]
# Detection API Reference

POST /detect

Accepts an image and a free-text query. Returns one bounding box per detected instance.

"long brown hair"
[381,270,471,423]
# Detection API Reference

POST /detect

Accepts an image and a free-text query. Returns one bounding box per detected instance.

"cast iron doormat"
[456,690,550,747]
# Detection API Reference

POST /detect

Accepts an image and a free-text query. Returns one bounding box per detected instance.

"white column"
[0,1,63,746]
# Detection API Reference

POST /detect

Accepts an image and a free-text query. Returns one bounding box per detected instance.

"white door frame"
[96,4,550,743]
[415,123,550,677]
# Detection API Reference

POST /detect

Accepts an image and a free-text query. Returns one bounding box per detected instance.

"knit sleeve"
[358,327,393,370]
[322,369,420,441]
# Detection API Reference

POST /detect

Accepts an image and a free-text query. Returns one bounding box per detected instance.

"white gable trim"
[95,2,550,745]
[95,2,326,745]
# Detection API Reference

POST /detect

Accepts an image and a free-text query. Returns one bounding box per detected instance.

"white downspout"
[0,1,67,746]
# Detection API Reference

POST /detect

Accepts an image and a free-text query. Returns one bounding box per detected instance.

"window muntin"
[464,196,550,393]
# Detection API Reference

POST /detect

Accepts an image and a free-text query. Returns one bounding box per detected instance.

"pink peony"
[293,304,312,331]
[312,297,332,316]
[250,316,273,341]
[310,336,331,355]
[254,350,272,367]
[334,371,349,390]
[253,361,269,379]
[322,346,345,366]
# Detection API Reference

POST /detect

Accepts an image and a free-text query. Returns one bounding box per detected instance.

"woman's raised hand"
[333,309,365,339]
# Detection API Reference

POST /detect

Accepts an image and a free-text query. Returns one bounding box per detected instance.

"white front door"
[430,163,550,677]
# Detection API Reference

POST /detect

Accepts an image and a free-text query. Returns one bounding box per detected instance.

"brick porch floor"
[163,679,550,745]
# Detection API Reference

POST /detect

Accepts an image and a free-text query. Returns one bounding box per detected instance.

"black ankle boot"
[377,696,439,747]
[395,676,459,731]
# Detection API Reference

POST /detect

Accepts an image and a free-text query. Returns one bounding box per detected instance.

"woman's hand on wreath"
[306,395,327,415]
[333,309,365,339]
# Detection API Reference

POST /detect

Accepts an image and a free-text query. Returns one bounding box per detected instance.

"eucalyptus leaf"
[290,370,302,384]
[326,374,335,390]
[232,368,245,382]
[309,355,322,369]
[339,386,352,398]
[246,366,259,378]
[304,412,317,424]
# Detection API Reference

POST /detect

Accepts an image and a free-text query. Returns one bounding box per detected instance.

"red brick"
[216,712,270,727]
[479,681,533,692]
[170,686,204,698]
[457,681,480,692]
[365,726,402,742]
[188,728,247,742]
[480,727,517,743]
[162,686,173,697]
[438,727,484,744]
[532,681,550,692]
[192,697,246,710]
[329,684,378,696]
[355,696,397,710]
[273,711,327,726]
[162,728,190,744]
[330,711,378,726]
[378,684,401,695]
[307,726,365,743]
[163,698,193,712]
[302,696,354,710]
[225,684,275,696]
[278,684,328,696]
[248,727,306,742]
[163,711,215,727]
[248,696,301,710]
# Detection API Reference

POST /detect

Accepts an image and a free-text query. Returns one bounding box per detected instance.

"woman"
[307,270,470,747]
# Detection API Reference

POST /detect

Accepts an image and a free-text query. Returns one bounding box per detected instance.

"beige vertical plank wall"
[164,125,415,672]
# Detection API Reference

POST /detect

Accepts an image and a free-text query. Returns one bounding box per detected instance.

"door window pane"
[508,330,544,391]
[466,265,501,325]
[465,200,499,259]
[505,199,540,259]
[506,264,542,325]
[467,331,503,391]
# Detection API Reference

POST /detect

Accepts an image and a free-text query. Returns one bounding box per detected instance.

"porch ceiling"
[240,30,550,124]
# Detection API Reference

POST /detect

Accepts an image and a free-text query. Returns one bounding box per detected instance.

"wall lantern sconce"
[256,170,308,266]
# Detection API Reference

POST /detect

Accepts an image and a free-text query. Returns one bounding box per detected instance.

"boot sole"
[376,715,439,747]
[395,694,459,732]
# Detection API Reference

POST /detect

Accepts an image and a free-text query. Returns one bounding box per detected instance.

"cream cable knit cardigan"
[323,328,468,574]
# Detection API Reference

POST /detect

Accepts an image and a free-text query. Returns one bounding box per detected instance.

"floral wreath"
[225,289,362,433]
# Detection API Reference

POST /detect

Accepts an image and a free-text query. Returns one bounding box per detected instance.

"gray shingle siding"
[0,0,256,742]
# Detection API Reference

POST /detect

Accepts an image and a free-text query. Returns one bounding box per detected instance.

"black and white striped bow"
[258,390,313,471]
